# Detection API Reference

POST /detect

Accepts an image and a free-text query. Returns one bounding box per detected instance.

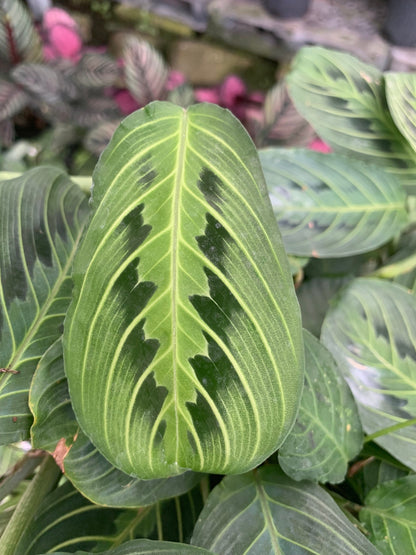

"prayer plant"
[1,46,416,554]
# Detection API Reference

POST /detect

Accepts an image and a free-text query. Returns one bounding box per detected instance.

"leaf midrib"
[171,108,188,463]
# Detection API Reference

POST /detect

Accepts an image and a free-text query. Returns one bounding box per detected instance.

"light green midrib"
[171,108,188,464]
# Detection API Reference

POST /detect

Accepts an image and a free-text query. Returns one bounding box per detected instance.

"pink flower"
[194,88,221,104]
[219,75,246,109]
[114,89,140,114]
[167,70,186,91]
[308,138,332,153]
[42,8,82,62]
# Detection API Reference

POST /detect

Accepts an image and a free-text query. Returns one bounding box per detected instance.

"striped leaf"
[84,120,121,156]
[0,0,42,64]
[0,80,29,121]
[279,330,363,484]
[260,149,408,257]
[321,279,416,471]
[0,167,88,444]
[73,53,119,89]
[360,475,416,555]
[64,101,304,479]
[123,36,168,106]
[385,72,416,155]
[30,339,202,508]
[287,47,416,191]
[191,466,379,554]
[11,63,63,105]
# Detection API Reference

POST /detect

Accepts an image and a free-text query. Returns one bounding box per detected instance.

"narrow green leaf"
[360,475,416,554]
[64,101,304,479]
[279,330,363,483]
[30,339,202,508]
[191,465,379,554]
[260,149,408,257]
[321,278,416,471]
[287,47,416,190]
[48,539,214,555]
[0,167,88,444]
[385,72,416,154]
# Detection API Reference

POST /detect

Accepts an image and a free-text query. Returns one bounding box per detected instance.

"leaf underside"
[64,101,304,479]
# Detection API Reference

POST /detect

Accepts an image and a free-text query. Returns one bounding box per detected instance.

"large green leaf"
[321,278,416,470]
[191,465,379,554]
[279,330,363,483]
[360,475,416,554]
[30,339,202,508]
[385,72,416,155]
[64,101,304,479]
[0,167,88,444]
[260,149,408,257]
[49,539,214,555]
[286,47,416,190]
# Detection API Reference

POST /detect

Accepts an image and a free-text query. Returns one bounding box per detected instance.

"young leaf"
[260,149,408,258]
[0,168,88,444]
[191,465,379,554]
[123,36,168,106]
[385,72,416,155]
[279,330,363,483]
[360,475,416,554]
[64,101,304,479]
[30,339,202,508]
[321,278,416,471]
[287,47,416,191]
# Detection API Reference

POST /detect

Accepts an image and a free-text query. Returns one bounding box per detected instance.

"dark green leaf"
[0,167,88,444]
[321,278,416,470]
[261,149,408,257]
[48,539,214,555]
[191,465,379,554]
[287,47,416,191]
[279,330,363,483]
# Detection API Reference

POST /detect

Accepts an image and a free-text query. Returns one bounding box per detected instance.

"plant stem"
[0,451,44,503]
[0,454,61,555]
[364,418,416,444]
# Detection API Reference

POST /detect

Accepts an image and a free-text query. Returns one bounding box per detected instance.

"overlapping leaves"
[260,149,407,257]
[0,167,88,444]
[287,47,416,190]
[385,72,416,155]
[322,278,416,470]
[64,101,303,479]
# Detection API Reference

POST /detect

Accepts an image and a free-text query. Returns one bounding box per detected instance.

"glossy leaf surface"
[0,167,88,444]
[385,72,416,154]
[30,339,202,508]
[191,466,379,554]
[64,102,304,479]
[287,47,416,190]
[260,149,407,257]
[360,475,416,555]
[279,330,363,483]
[322,279,416,470]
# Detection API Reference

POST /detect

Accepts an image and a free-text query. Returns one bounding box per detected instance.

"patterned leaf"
[385,72,416,155]
[256,81,316,148]
[0,79,28,121]
[50,539,214,555]
[64,101,304,479]
[72,96,120,128]
[287,47,416,191]
[0,0,42,64]
[191,466,379,554]
[260,149,408,258]
[74,53,119,89]
[11,63,63,105]
[360,475,416,555]
[279,330,363,483]
[0,118,14,147]
[0,167,89,444]
[84,120,120,156]
[30,339,202,508]
[123,36,168,106]
[321,278,416,471]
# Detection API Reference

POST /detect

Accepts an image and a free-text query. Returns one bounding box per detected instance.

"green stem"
[0,452,44,503]
[364,418,416,444]
[0,454,61,555]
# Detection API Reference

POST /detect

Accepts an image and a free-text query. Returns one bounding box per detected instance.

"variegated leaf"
[385,72,416,155]
[123,36,168,106]
[0,167,89,444]
[0,0,42,64]
[0,80,29,121]
[64,101,304,479]
[74,53,119,89]
[11,63,62,105]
